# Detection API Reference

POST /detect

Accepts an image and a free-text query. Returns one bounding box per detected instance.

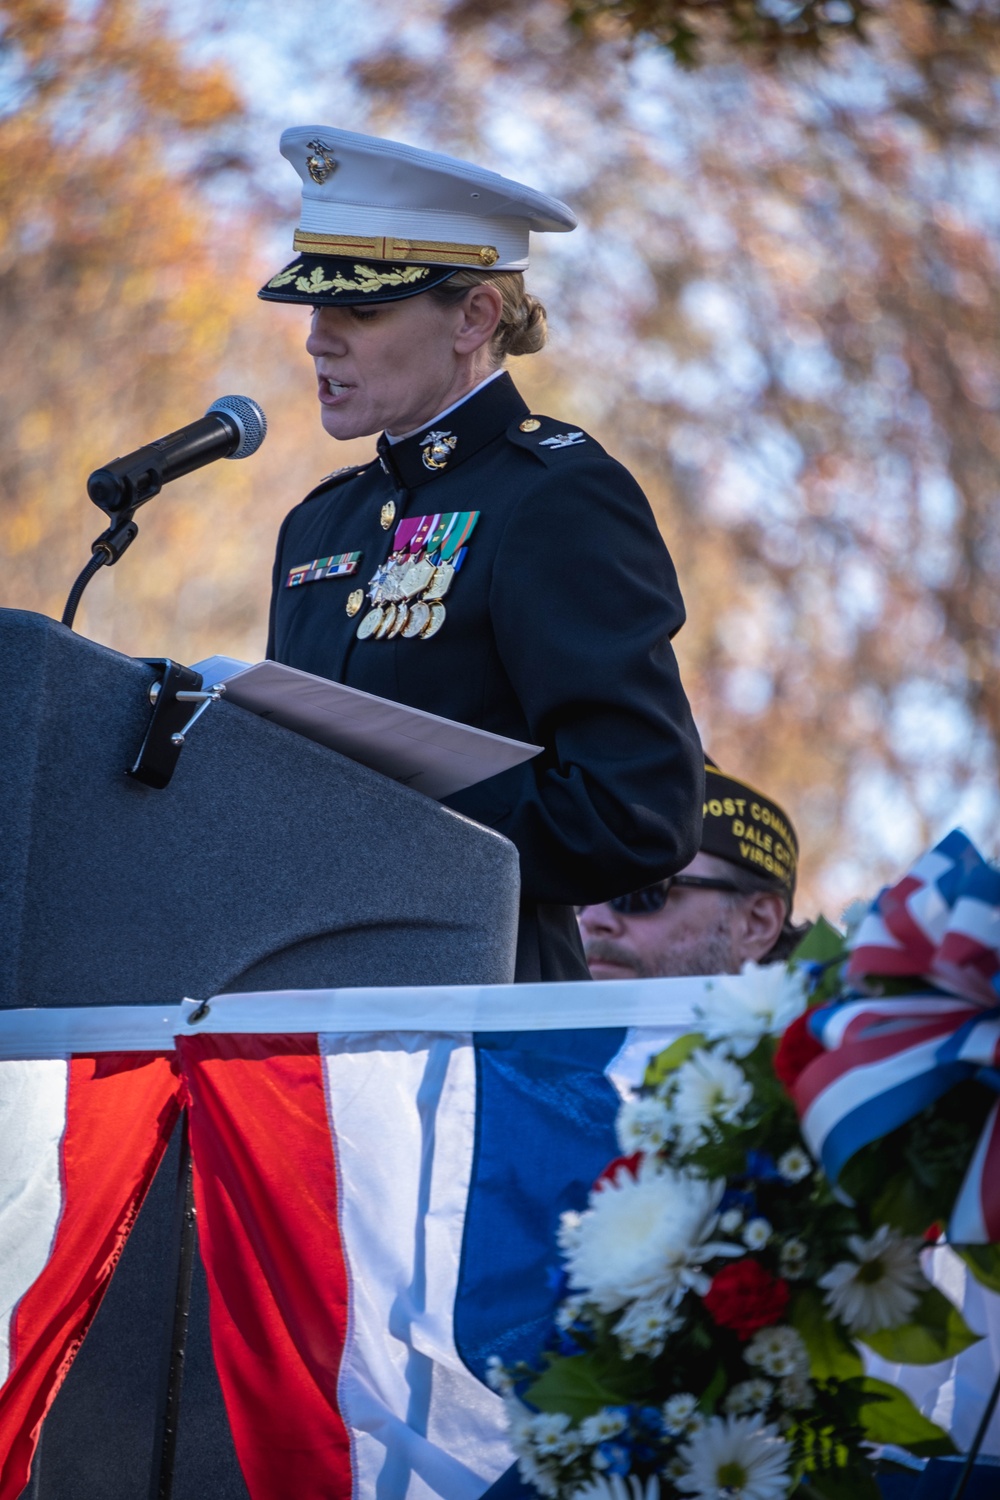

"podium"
[0,609,520,1499]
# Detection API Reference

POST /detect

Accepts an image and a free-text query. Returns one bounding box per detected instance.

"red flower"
[594,1152,643,1189]
[773,1010,825,1094]
[703,1259,790,1340]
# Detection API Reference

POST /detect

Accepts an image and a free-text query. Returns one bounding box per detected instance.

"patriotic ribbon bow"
[794,829,1000,1243]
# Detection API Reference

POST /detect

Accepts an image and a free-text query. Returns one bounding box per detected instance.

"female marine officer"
[260,126,703,982]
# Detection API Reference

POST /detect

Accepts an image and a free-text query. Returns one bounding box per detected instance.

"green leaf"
[869,1171,938,1237]
[523,1350,647,1421]
[697,1361,727,1414]
[643,1032,704,1088]
[956,1243,1000,1294]
[846,1377,956,1455]
[796,1468,882,1500]
[857,1285,980,1365]
[791,915,847,968]
[791,1287,864,1380]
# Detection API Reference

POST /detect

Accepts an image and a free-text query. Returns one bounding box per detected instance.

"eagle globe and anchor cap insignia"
[306,140,338,184]
[421,430,458,472]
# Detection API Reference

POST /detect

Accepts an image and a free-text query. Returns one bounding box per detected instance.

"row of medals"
[355,550,456,641]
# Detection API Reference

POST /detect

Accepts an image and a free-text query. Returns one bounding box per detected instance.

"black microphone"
[87,395,267,515]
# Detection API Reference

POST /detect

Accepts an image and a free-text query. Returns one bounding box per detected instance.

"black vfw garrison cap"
[701,761,799,896]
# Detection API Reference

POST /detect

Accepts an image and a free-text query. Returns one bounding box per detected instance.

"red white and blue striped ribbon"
[793,830,1000,1243]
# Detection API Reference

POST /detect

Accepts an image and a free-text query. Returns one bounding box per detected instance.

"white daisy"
[663,1393,699,1435]
[485,1354,513,1393]
[555,1296,587,1331]
[694,963,808,1058]
[671,1050,754,1145]
[779,1239,808,1278]
[675,1414,791,1500]
[579,1407,629,1444]
[571,1476,660,1500]
[565,1159,741,1313]
[819,1224,926,1333]
[725,1378,773,1414]
[777,1146,812,1183]
[720,1208,744,1234]
[530,1411,575,1451]
[617,1095,676,1154]
[743,1217,772,1251]
[613,1297,681,1358]
[744,1326,809,1379]
[779,1373,815,1409]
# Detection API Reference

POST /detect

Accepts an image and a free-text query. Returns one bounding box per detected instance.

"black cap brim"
[258,254,458,306]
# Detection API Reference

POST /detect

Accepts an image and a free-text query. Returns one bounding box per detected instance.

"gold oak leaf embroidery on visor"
[267,263,431,294]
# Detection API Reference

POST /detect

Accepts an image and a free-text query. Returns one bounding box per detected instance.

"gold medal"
[346,589,364,617]
[356,606,384,639]
[375,602,397,638]
[399,556,436,599]
[380,500,396,530]
[402,601,430,638]
[420,602,446,639]
[388,602,409,637]
[423,560,456,601]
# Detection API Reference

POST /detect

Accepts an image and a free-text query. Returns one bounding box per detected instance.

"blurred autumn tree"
[566,0,996,65]
[0,0,339,658]
[340,0,1000,904]
[2,0,998,911]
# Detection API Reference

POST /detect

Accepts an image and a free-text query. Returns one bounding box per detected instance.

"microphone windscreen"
[207,395,267,459]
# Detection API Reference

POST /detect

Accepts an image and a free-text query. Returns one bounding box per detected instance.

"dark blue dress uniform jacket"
[267,372,703,981]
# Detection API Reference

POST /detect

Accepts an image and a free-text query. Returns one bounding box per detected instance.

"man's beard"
[583,919,743,980]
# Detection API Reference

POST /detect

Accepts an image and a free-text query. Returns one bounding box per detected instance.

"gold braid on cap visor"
[267,263,431,294]
[292,230,500,267]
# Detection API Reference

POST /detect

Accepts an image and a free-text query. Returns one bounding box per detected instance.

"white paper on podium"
[190,656,542,801]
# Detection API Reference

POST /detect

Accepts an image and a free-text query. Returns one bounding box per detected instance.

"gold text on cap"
[380,500,396,530]
[519,418,541,433]
[306,141,338,184]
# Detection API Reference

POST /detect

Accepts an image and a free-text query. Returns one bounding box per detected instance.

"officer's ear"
[452,283,503,356]
[733,891,787,964]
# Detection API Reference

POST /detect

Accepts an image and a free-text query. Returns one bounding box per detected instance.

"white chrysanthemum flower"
[617,1095,676,1154]
[779,1374,815,1409]
[694,963,808,1058]
[485,1354,513,1393]
[670,1050,754,1145]
[571,1475,660,1500]
[819,1225,926,1333]
[663,1393,699,1435]
[579,1407,629,1444]
[725,1378,774,1414]
[744,1326,809,1379]
[565,1159,741,1313]
[779,1239,807,1278]
[720,1207,744,1234]
[743,1217,772,1251]
[777,1146,812,1183]
[675,1414,791,1500]
[613,1297,681,1358]
[529,1411,577,1457]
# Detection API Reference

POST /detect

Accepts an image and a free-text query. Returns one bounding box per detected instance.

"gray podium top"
[0,608,519,1007]
[1,607,520,1500]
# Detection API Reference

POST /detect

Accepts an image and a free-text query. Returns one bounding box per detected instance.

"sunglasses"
[581,874,741,917]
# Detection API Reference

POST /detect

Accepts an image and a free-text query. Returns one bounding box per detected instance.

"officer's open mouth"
[319,377,354,401]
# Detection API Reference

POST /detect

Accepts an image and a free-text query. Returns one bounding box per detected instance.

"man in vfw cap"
[579,761,809,979]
